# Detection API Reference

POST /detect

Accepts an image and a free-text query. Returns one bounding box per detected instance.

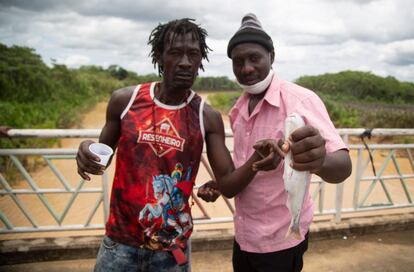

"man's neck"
[156,82,191,105]
[248,89,267,115]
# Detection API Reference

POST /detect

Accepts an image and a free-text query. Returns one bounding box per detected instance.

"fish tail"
[285,223,302,240]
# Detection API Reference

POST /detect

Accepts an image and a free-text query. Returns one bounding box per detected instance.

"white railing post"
[334,134,349,223]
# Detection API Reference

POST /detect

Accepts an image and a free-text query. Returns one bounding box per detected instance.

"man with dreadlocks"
[76,18,278,271]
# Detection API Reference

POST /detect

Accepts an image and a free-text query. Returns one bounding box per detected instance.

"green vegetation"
[1,44,414,181]
[1,44,413,138]
[0,43,240,180]
[1,45,115,132]
[0,43,241,143]
[296,71,414,128]
[296,71,414,104]
[207,91,242,113]
[194,76,240,91]
[208,70,414,128]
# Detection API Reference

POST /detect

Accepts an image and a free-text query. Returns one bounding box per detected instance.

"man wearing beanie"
[224,13,351,272]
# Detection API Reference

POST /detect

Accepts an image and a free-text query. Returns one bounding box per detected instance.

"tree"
[107,65,128,80]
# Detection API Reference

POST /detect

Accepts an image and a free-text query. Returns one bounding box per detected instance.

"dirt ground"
[1,229,413,272]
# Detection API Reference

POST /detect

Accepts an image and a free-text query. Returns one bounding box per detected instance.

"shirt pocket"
[250,125,284,151]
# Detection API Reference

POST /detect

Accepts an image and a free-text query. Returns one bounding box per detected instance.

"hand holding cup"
[88,143,113,166]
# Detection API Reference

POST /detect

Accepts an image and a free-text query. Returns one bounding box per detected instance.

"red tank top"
[106,82,204,250]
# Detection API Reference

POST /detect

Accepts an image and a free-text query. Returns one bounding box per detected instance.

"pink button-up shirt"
[229,74,347,253]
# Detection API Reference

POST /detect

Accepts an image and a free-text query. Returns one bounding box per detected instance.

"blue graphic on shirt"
[138,163,193,249]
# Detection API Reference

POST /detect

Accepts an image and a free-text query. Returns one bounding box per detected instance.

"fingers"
[77,151,104,174]
[197,191,219,202]
[252,151,282,172]
[76,141,106,180]
[197,182,221,202]
[252,151,275,170]
[281,140,289,153]
[253,140,272,158]
[290,157,325,172]
[254,139,286,158]
[207,180,219,190]
[255,149,266,159]
[80,141,101,163]
[290,135,325,155]
[274,139,286,158]
[289,125,318,142]
[286,126,326,173]
[206,189,221,202]
[253,164,278,172]
[252,139,286,172]
[288,126,325,156]
[252,139,268,148]
[288,133,326,171]
[292,145,326,164]
[77,168,91,181]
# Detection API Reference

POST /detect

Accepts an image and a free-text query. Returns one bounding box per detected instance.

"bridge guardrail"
[0,128,413,233]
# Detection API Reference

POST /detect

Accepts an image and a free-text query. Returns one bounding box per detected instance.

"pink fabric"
[229,74,347,253]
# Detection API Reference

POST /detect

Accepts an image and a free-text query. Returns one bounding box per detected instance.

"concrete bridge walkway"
[1,226,413,272]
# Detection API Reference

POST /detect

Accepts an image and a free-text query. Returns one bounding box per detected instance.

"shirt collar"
[233,73,281,121]
[263,73,281,108]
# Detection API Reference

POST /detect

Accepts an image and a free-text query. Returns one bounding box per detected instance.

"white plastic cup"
[89,143,113,166]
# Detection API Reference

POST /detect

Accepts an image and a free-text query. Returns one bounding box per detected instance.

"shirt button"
[238,216,243,220]
[246,131,251,136]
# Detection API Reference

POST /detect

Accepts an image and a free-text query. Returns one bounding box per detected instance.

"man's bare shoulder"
[108,86,136,117]
[203,103,224,134]
[110,85,136,106]
[203,103,221,120]
[111,86,136,103]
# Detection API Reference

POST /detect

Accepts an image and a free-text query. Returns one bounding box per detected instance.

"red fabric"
[106,82,203,250]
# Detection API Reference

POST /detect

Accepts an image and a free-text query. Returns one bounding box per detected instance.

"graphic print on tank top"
[106,82,204,251]
[138,162,194,250]
[137,117,185,157]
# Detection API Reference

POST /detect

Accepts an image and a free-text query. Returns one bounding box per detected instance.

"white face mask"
[237,70,274,95]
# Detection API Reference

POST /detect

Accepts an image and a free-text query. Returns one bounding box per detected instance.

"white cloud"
[57,54,90,67]
[379,40,414,66]
[0,0,413,82]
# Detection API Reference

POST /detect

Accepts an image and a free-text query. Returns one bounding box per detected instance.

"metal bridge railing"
[0,128,413,233]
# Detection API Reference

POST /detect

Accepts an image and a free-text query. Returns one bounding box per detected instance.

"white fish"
[283,113,310,240]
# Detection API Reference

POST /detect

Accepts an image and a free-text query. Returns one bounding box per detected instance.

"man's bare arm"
[203,104,280,198]
[76,86,134,180]
[288,126,352,183]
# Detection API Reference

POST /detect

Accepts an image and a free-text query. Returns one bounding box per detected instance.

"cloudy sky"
[1,0,413,82]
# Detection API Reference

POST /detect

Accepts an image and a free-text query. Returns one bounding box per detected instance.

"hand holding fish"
[283,113,314,240]
[285,125,326,174]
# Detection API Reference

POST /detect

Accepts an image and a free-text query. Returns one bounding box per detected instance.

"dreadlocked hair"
[148,18,211,76]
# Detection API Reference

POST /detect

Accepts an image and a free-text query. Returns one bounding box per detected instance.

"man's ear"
[155,50,164,73]
[155,50,163,66]
[270,51,275,64]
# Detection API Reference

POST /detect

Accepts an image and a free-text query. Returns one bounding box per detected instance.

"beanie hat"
[227,13,274,58]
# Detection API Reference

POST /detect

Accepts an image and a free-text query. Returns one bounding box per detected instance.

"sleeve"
[298,94,348,153]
